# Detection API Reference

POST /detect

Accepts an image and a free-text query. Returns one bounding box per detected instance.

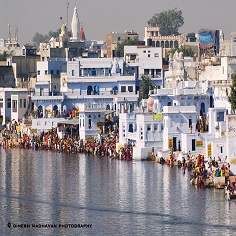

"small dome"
[147,97,154,108]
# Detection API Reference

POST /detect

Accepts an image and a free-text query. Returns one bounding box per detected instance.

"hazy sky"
[1,0,236,45]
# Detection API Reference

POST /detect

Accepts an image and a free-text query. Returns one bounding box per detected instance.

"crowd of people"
[225,178,236,200]
[0,125,133,161]
[188,155,231,188]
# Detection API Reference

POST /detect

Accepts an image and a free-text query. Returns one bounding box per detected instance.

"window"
[72,70,75,76]
[20,99,22,108]
[40,88,44,96]
[45,70,48,75]
[12,100,17,112]
[128,124,133,132]
[23,99,27,108]
[37,71,40,75]
[118,37,121,41]
[143,50,146,53]
[7,98,11,108]
[57,70,60,75]
[130,55,136,61]
[189,119,192,128]
[123,123,126,137]
[88,115,91,128]
[128,86,133,92]
[148,54,150,57]
[217,112,224,122]
[154,53,159,57]
[154,125,158,131]
[121,86,126,92]
[147,125,151,131]
[51,70,54,74]
[192,139,196,151]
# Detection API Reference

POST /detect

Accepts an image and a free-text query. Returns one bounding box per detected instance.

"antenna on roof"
[8,24,11,40]
[15,25,18,41]
[66,0,69,26]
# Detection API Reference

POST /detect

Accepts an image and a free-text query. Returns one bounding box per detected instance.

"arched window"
[156,41,160,47]
[53,105,58,117]
[174,41,179,48]
[210,96,214,108]
[200,102,205,116]
[88,115,91,128]
[53,105,58,111]
[113,86,118,95]
[170,41,173,48]
[165,41,169,48]
[87,85,93,95]
[128,124,133,133]
[38,105,43,118]
[94,85,100,95]
[161,41,164,48]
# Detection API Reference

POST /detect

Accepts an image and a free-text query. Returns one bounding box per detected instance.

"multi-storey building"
[106,30,139,58]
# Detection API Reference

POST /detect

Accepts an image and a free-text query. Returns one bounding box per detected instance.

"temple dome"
[147,97,154,109]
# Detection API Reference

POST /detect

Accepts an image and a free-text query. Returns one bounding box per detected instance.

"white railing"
[127,132,137,140]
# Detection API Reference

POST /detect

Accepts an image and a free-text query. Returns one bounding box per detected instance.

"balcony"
[149,88,173,96]
[127,132,137,140]
[64,91,138,99]
[32,92,64,101]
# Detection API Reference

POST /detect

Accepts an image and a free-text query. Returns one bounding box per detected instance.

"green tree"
[186,32,196,38]
[48,29,61,38]
[32,29,72,49]
[165,45,195,61]
[0,50,14,61]
[32,32,49,48]
[139,75,154,100]
[147,8,184,36]
[228,73,236,114]
[186,32,197,43]
[115,37,139,57]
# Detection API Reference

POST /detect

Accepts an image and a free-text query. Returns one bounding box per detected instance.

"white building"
[0,88,29,127]
[226,115,236,164]
[117,108,163,160]
[124,45,163,88]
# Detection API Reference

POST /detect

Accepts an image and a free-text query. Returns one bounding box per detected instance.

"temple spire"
[71,6,80,41]
[80,21,86,41]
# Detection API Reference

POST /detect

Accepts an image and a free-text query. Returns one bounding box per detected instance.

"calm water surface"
[0,148,236,236]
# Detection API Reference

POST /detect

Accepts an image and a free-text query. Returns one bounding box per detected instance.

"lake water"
[0,148,236,236]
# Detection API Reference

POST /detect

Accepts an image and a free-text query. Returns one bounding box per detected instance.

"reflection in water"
[0,148,236,236]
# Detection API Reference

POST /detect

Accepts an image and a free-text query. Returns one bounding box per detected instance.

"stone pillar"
[42,105,45,118]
